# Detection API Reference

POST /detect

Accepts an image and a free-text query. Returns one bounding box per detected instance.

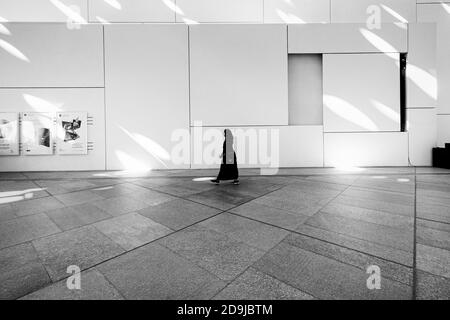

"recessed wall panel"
[407,109,437,166]
[0,23,103,87]
[288,54,323,125]
[190,24,288,126]
[0,88,105,171]
[0,0,88,22]
[88,0,175,22]
[331,0,416,23]
[176,0,263,23]
[323,53,401,132]
[264,0,330,23]
[190,126,323,169]
[324,132,409,167]
[407,23,438,109]
[437,115,450,147]
[104,24,189,171]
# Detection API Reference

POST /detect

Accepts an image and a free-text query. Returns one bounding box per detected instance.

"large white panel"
[323,53,401,132]
[331,0,416,23]
[0,23,103,87]
[190,126,323,169]
[264,0,330,23]
[324,132,409,167]
[89,0,174,22]
[190,24,288,126]
[176,0,263,23]
[0,88,105,171]
[0,0,87,22]
[288,23,408,53]
[437,115,450,147]
[407,23,438,109]
[418,3,450,114]
[288,54,323,125]
[407,109,437,166]
[105,24,189,171]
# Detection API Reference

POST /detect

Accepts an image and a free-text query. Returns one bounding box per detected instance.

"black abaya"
[216,140,239,181]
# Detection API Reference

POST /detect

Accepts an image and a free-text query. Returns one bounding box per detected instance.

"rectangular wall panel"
[407,23,438,109]
[264,0,330,23]
[88,0,175,22]
[331,0,417,23]
[0,23,103,87]
[437,115,450,147]
[0,88,105,171]
[190,24,288,126]
[417,3,450,114]
[288,23,408,54]
[288,54,323,125]
[324,132,409,167]
[176,0,263,23]
[0,0,88,22]
[407,109,437,166]
[190,126,324,169]
[323,53,401,132]
[104,24,189,171]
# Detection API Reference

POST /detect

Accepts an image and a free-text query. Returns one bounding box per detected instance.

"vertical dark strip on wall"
[400,53,407,132]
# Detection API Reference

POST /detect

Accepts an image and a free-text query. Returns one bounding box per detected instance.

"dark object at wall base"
[433,145,450,169]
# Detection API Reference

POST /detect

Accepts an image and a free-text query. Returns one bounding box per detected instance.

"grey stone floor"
[0,167,449,300]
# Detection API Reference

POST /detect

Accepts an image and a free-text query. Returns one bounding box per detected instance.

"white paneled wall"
[264,0,330,23]
[437,115,450,148]
[104,24,190,171]
[88,0,175,23]
[0,0,88,22]
[288,23,408,53]
[324,132,409,167]
[407,23,437,109]
[288,54,323,125]
[407,109,437,166]
[190,126,324,169]
[331,0,417,23]
[189,24,288,126]
[0,24,103,87]
[323,53,401,132]
[0,88,105,171]
[176,0,263,23]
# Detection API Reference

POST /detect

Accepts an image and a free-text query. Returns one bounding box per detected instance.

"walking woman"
[211,129,239,185]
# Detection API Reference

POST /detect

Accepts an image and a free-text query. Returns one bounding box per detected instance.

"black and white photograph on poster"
[56,112,88,155]
[21,112,54,155]
[0,112,19,155]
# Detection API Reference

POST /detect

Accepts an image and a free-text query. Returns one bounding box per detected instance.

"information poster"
[56,111,88,155]
[0,112,19,155]
[21,112,54,155]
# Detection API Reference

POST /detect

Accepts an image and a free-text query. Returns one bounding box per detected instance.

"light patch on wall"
[49,0,87,24]
[381,5,408,23]
[359,28,398,59]
[95,16,110,24]
[119,126,171,168]
[442,3,450,14]
[162,0,184,15]
[0,23,11,35]
[407,64,438,101]
[23,94,62,112]
[103,0,122,10]
[276,9,305,23]
[371,99,400,125]
[0,39,29,62]
[324,95,379,131]
[115,150,152,173]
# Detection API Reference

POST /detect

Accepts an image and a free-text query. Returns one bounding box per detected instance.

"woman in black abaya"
[211,129,239,185]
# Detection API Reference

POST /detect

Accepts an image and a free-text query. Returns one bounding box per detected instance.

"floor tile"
[138,199,220,230]
[21,269,123,300]
[200,213,289,251]
[416,244,450,278]
[32,225,124,281]
[333,194,414,217]
[12,197,65,217]
[0,214,61,249]
[97,243,226,300]
[187,189,254,210]
[416,202,450,224]
[213,268,314,300]
[253,242,412,300]
[91,196,150,217]
[229,202,310,230]
[94,213,172,251]
[127,188,176,206]
[55,190,104,206]
[0,243,50,299]
[417,226,450,251]
[416,270,450,300]
[158,225,266,281]
[0,204,16,221]
[342,187,414,206]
